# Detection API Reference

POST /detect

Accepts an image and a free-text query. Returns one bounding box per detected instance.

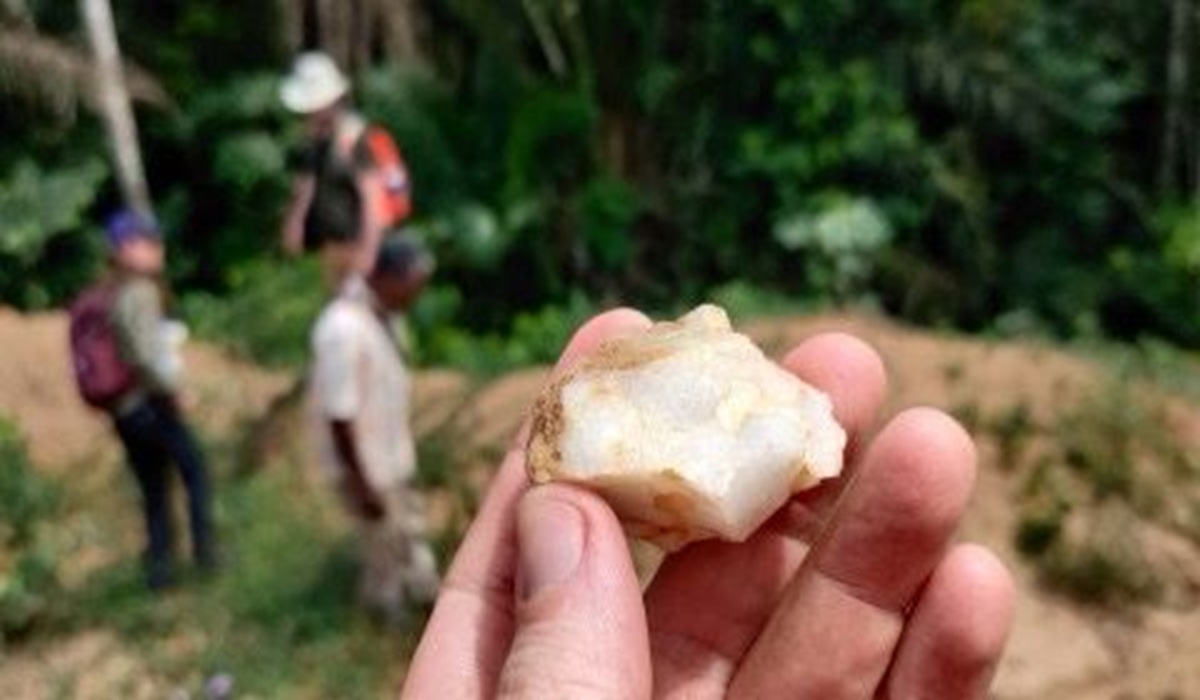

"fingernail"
[518,489,585,601]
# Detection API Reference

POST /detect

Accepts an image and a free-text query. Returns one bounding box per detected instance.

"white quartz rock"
[527,304,845,551]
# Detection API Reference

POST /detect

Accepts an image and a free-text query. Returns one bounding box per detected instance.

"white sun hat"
[280,51,349,114]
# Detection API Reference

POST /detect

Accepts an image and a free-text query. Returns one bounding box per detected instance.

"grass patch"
[55,464,419,697]
[1003,371,1200,607]
[1035,503,1162,607]
[0,417,61,648]
[988,402,1035,473]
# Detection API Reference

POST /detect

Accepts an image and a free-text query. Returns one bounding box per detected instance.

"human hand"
[402,309,1015,698]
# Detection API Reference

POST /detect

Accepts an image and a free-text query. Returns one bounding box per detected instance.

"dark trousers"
[113,397,215,586]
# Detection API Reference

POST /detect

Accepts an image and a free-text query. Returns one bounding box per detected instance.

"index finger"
[402,308,651,697]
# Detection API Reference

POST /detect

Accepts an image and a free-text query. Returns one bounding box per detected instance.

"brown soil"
[2,307,1199,698]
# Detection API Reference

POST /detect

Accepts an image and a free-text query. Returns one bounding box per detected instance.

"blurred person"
[69,210,217,591]
[402,309,1016,698]
[279,51,412,286]
[310,234,439,625]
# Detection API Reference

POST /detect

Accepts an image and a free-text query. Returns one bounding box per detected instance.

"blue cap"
[372,233,435,278]
[104,209,161,249]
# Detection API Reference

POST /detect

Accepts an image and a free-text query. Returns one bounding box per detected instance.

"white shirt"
[310,276,415,492]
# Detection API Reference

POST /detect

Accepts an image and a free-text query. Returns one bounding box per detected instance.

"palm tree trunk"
[80,0,152,216]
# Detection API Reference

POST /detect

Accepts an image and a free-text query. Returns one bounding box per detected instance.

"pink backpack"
[68,283,136,409]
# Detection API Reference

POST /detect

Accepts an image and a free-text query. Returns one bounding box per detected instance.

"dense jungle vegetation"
[4,0,1200,360]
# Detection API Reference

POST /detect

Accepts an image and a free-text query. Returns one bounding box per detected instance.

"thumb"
[497,484,651,698]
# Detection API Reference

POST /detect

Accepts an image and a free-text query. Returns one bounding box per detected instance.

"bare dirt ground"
[2,307,1198,698]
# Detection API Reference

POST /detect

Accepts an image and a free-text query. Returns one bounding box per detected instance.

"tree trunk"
[378,0,426,67]
[521,0,568,78]
[1161,0,1190,197]
[80,0,152,216]
[276,0,304,57]
[288,0,428,74]
[317,0,349,71]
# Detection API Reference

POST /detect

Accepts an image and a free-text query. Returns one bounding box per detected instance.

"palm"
[403,310,1013,699]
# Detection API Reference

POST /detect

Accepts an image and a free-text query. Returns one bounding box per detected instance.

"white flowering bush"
[773,197,893,304]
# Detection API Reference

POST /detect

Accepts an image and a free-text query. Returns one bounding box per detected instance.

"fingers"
[728,408,977,698]
[647,333,887,698]
[496,485,651,698]
[402,308,651,698]
[400,439,527,697]
[782,332,888,465]
[883,544,1015,699]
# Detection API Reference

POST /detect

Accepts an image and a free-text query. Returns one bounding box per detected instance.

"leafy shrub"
[708,280,809,319]
[0,544,58,646]
[413,202,512,271]
[181,258,325,369]
[1040,544,1160,606]
[0,420,57,550]
[1035,505,1161,607]
[773,196,894,305]
[0,158,106,308]
[575,175,641,272]
[988,403,1035,473]
[423,293,596,376]
[1012,374,1199,606]
[1015,461,1069,558]
[0,418,60,645]
[161,72,294,292]
[1056,379,1169,504]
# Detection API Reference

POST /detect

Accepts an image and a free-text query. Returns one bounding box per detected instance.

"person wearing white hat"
[279,51,411,285]
[280,51,350,115]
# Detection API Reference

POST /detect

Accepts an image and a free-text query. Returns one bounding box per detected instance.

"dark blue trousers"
[113,396,215,588]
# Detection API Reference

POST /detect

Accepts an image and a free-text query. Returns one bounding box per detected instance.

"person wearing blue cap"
[74,209,217,590]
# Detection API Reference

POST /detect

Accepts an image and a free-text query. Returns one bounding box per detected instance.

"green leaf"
[0,159,106,263]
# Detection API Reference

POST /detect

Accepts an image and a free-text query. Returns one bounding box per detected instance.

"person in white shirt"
[310,234,438,623]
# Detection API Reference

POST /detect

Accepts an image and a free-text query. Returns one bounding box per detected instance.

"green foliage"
[67,467,406,698]
[576,175,641,271]
[157,72,294,291]
[360,67,471,214]
[6,0,1200,347]
[707,280,809,320]
[0,418,60,645]
[988,403,1035,472]
[1015,504,1065,558]
[414,203,512,271]
[0,158,107,307]
[423,293,596,376]
[181,258,324,369]
[773,196,893,304]
[1058,379,1154,501]
[0,420,58,546]
[1006,371,1200,605]
[506,89,598,197]
[214,476,355,641]
[1034,504,1162,607]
